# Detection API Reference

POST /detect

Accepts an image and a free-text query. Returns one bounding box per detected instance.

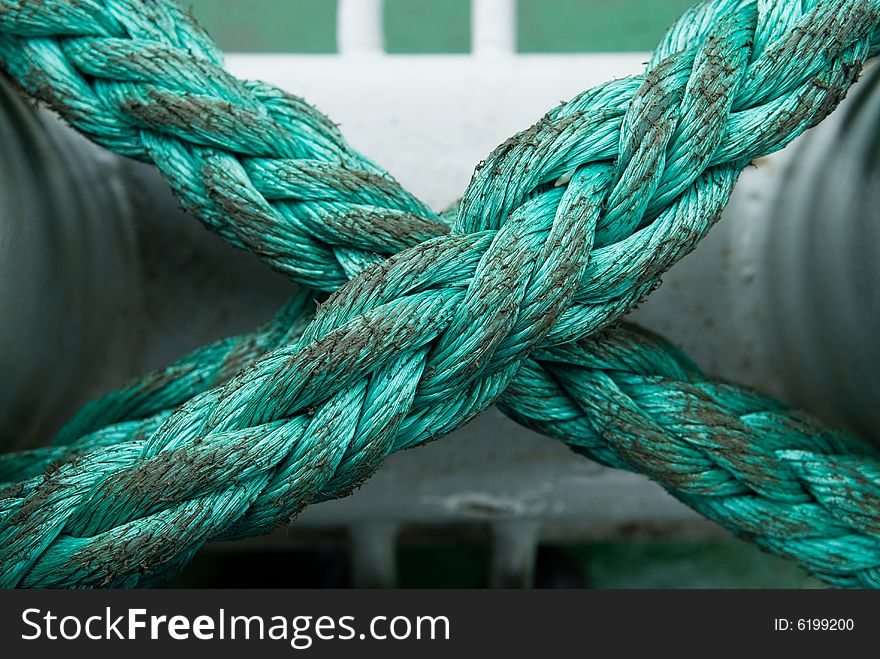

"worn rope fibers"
[4,321,879,587]
[0,0,445,290]
[0,0,879,587]
[2,0,874,442]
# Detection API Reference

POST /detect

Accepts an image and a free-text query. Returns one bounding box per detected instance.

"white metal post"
[472,0,516,57]
[337,0,384,56]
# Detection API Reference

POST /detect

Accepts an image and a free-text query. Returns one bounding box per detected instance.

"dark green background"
[185,0,695,53]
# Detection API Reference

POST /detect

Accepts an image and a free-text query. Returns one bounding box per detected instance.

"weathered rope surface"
[4,322,880,587]
[1,0,879,587]
[0,0,446,290]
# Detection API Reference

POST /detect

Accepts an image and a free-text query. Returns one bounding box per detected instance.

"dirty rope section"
[0,0,879,587]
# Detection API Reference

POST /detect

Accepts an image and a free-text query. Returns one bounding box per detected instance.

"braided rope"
[504,327,880,588]
[3,0,871,430]
[0,0,879,587]
[0,0,445,289]
[4,324,880,587]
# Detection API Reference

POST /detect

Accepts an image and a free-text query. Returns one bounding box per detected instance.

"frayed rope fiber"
[1,0,879,587]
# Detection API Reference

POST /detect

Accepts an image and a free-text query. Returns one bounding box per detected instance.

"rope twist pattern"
[0,0,879,587]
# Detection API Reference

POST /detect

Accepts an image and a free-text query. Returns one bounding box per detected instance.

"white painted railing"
[337,0,517,57]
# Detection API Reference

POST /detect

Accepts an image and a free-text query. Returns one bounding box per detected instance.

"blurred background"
[186,0,695,54]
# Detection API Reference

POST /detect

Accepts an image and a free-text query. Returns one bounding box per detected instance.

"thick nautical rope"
[0,0,445,289]
[0,0,879,587]
[504,328,880,589]
[1,0,872,435]
[3,322,879,587]
[3,0,870,291]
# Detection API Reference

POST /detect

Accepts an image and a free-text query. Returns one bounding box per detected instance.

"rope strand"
[0,0,878,587]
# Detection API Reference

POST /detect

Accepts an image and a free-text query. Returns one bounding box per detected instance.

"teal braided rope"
[0,0,879,587]
[0,0,446,290]
[502,326,880,588]
[2,0,872,439]
[3,0,871,292]
[4,324,880,587]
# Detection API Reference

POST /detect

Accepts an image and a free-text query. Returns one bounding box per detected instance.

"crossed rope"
[0,0,879,587]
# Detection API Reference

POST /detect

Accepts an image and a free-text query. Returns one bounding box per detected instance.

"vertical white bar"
[349,522,398,588]
[337,0,384,56]
[472,0,516,57]
[489,521,539,588]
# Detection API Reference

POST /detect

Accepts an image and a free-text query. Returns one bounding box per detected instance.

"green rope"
[0,0,879,587]
[0,0,444,289]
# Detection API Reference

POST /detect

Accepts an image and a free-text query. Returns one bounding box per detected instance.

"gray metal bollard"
[0,78,294,450]
[0,79,139,449]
